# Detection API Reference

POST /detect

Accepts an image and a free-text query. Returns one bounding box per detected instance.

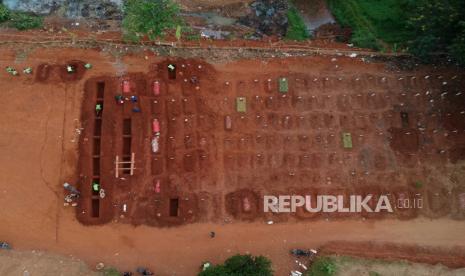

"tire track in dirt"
[321,241,465,268]
[39,94,59,198]
[38,90,61,243]
[55,86,70,243]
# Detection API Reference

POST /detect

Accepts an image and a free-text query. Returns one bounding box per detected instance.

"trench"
[122,118,132,175]
[170,198,179,217]
[90,81,105,218]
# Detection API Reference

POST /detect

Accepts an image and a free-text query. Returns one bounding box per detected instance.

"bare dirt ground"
[330,255,465,276]
[0,250,97,276]
[1,45,465,275]
[75,48,465,226]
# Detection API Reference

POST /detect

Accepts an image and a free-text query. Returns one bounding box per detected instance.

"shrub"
[286,6,309,41]
[122,0,182,41]
[327,0,411,50]
[199,254,273,276]
[0,4,10,23]
[102,267,120,276]
[308,257,337,276]
[449,21,465,65]
[10,12,43,30]
[414,181,424,189]
[351,29,381,50]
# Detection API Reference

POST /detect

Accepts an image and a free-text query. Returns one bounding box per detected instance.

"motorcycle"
[0,242,11,250]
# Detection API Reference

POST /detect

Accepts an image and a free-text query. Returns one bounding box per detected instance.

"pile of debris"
[238,0,289,37]
[3,0,122,20]
[313,23,352,42]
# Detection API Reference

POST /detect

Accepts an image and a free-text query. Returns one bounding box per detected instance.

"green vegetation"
[102,267,120,276]
[122,0,183,41]
[0,3,43,30]
[286,5,309,41]
[327,0,465,64]
[186,33,201,41]
[326,255,440,275]
[199,254,273,276]
[450,25,465,65]
[407,0,465,63]
[0,4,9,23]
[307,257,337,276]
[327,0,411,50]
[10,12,43,30]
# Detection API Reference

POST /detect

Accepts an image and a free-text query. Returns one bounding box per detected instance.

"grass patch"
[122,0,182,42]
[307,256,337,276]
[285,5,309,41]
[199,254,273,276]
[101,267,120,276]
[0,3,43,30]
[327,0,412,50]
[10,12,43,30]
[414,181,423,189]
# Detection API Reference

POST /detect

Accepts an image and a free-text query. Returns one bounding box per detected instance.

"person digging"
[6,66,18,76]
[92,182,100,193]
[67,65,75,74]
[95,103,102,116]
[23,67,32,74]
[115,94,124,105]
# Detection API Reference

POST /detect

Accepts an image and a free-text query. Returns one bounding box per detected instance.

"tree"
[307,257,337,276]
[286,6,309,41]
[199,254,273,276]
[0,4,10,23]
[10,12,43,30]
[407,0,465,63]
[122,0,182,41]
[449,21,465,65]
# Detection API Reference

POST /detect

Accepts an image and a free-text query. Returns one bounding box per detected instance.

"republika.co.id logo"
[264,194,423,213]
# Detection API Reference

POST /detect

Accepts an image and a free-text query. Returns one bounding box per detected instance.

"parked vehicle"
[136,267,154,275]
[290,249,317,258]
[0,242,11,250]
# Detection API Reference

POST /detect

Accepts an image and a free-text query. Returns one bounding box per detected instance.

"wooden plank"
[115,155,119,178]
[130,152,135,176]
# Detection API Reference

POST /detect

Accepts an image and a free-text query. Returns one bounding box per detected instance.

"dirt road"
[1,47,465,275]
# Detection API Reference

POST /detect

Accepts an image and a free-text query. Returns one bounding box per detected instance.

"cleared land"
[75,51,465,226]
[325,255,465,276]
[0,46,465,275]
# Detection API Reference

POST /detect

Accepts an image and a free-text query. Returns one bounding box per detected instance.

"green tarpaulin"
[342,132,353,149]
[279,77,288,93]
[236,97,246,113]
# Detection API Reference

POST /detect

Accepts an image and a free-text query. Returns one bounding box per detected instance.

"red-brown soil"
[36,60,87,83]
[1,45,465,275]
[76,55,465,227]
